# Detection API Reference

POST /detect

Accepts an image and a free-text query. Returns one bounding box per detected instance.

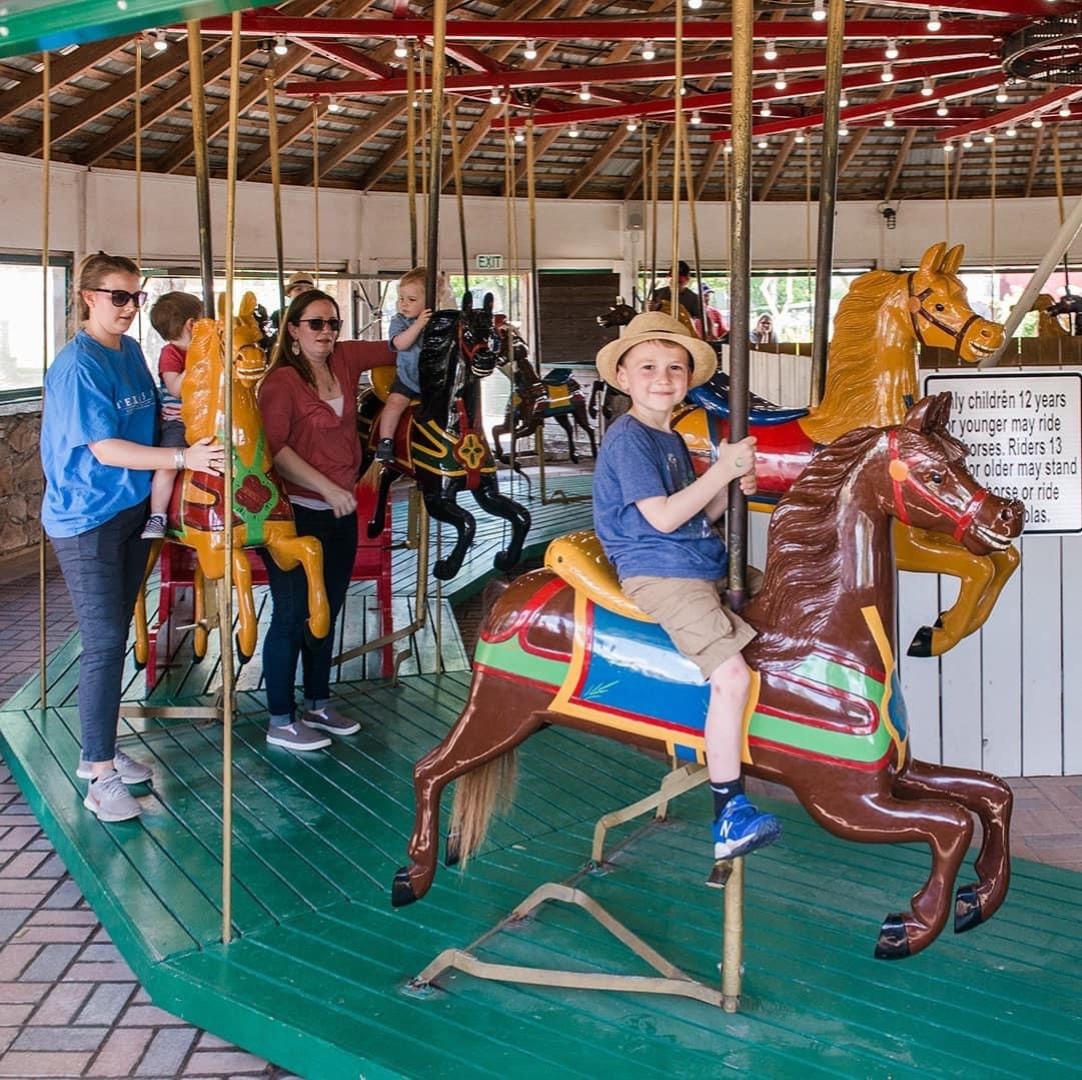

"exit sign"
[476,254,504,270]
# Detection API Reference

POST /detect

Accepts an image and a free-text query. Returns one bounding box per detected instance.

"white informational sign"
[476,254,504,271]
[923,369,1082,534]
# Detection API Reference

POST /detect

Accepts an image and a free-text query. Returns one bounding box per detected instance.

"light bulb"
[774,71,787,90]
[885,38,898,60]
[489,87,502,104]
[680,83,688,95]
[884,111,895,128]
[152,29,168,52]
[996,84,1009,104]
[642,39,656,61]
[936,100,948,117]
[1032,116,1044,128]
[328,95,340,112]
[626,118,639,132]
[944,141,953,154]
[116,0,127,9]
[579,82,591,101]
[812,0,827,22]
[412,97,421,109]
[1006,124,1017,137]
[962,136,973,148]
[839,123,849,136]
[394,36,408,59]
[690,110,702,125]
[523,39,537,60]
[795,131,806,143]
[757,139,768,150]
[839,91,849,108]
[688,0,703,9]
[760,102,772,117]
[1060,101,1072,117]
[984,132,995,143]
[764,39,778,62]
[569,122,580,137]
[921,77,933,97]
[514,129,525,144]
[273,34,288,56]
[881,62,893,83]
[927,9,941,32]
[724,143,733,153]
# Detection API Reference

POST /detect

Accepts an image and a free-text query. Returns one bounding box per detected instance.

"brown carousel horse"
[133,292,329,666]
[393,394,1023,960]
[673,241,1013,656]
[358,292,531,582]
[491,325,597,464]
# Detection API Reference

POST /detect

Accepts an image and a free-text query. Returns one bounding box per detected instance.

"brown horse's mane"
[747,425,885,666]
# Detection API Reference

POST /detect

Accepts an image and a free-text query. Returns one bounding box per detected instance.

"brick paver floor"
[1,563,1080,1077]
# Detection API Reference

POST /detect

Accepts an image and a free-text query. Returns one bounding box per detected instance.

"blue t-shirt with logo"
[594,413,728,582]
[389,312,422,393]
[41,330,157,538]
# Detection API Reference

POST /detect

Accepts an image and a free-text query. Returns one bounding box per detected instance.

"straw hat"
[285,271,316,293]
[595,311,717,390]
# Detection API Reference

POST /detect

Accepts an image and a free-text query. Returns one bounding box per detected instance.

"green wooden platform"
[3,468,1082,1078]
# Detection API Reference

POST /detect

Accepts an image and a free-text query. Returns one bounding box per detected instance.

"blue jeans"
[49,500,151,763]
[259,505,357,720]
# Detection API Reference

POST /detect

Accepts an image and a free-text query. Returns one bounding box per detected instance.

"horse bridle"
[888,429,988,542]
[906,272,982,352]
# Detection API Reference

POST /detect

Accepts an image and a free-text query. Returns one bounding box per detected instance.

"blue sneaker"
[712,794,781,859]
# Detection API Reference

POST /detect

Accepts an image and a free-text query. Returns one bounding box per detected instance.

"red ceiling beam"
[937,85,1081,140]
[286,43,993,99]
[198,15,1015,43]
[302,40,395,77]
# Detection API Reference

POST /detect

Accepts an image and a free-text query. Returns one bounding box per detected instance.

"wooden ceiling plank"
[295,99,406,183]
[694,140,722,201]
[564,125,630,197]
[1024,126,1045,198]
[0,37,121,122]
[883,127,916,202]
[622,124,673,200]
[839,127,869,172]
[759,131,797,200]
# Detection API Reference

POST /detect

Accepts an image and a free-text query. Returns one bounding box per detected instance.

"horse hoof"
[445,832,461,867]
[493,551,516,573]
[367,522,382,540]
[391,868,418,907]
[907,625,934,658]
[874,914,911,960]
[234,634,252,666]
[433,559,456,581]
[954,884,984,933]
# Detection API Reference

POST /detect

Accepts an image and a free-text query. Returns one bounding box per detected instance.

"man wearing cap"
[271,272,317,332]
[648,260,703,330]
[592,311,781,863]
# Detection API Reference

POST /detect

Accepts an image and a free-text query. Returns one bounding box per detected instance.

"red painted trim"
[480,576,566,645]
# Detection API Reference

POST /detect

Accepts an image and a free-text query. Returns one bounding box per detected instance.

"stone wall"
[0,404,42,560]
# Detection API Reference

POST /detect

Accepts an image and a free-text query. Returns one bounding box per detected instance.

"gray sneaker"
[302,707,361,736]
[84,769,143,822]
[77,749,153,785]
[266,722,332,752]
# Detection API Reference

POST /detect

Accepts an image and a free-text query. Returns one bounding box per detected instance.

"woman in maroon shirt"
[258,289,391,751]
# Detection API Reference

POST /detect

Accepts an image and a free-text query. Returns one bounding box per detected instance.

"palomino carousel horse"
[672,242,1012,656]
[491,325,597,464]
[393,395,1023,960]
[133,293,329,666]
[358,292,531,582]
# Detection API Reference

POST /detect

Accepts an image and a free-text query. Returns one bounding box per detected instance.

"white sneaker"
[141,513,167,539]
[84,770,142,822]
[266,722,331,752]
[77,749,152,785]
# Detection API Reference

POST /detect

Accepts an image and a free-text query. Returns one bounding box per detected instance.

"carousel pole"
[38,51,50,709]
[810,0,846,403]
[407,46,418,267]
[186,22,215,317]
[668,0,683,321]
[450,95,469,294]
[425,2,447,309]
[264,64,285,312]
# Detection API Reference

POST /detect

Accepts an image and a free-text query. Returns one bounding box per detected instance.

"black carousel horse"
[492,327,597,464]
[358,293,531,582]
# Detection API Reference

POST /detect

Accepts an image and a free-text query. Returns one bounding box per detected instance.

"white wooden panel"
[896,570,944,764]
[1063,533,1082,773]
[1020,535,1064,775]
[748,510,771,572]
[939,617,984,771]
[977,554,1023,777]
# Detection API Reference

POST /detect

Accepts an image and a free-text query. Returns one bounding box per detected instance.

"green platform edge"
[3,474,1082,1079]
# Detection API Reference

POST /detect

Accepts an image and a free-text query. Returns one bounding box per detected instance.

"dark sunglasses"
[92,288,148,308]
[297,317,342,332]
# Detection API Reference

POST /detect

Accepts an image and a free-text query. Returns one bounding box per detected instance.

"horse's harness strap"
[888,429,986,542]
[907,272,980,352]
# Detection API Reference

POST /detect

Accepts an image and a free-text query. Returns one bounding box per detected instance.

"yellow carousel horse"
[677,241,1014,656]
[134,292,329,669]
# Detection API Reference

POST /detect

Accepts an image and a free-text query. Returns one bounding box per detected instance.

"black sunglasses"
[92,288,148,308]
[297,317,342,332]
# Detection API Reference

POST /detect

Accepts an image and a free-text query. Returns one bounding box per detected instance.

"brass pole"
[682,138,706,338]
[726,0,754,608]
[810,0,846,401]
[134,46,142,275]
[264,65,285,312]
[312,100,321,279]
[186,23,214,317]
[650,136,660,299]
[406,45,418,266]
[449,95,469,294]
[425,6,449,308]
[669,0,684,320]
[39,51,51,708]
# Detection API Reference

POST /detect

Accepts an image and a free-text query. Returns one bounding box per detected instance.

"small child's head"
[397,266,428,319]
[150,291,203,347]
[595,311,717,404]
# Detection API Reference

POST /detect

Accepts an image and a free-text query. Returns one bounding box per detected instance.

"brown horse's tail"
[449,750,519,865]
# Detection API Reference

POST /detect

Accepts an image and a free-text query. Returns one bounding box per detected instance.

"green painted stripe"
[474,633,567,687]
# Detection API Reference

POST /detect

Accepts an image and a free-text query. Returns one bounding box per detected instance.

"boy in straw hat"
[593,311,780,861]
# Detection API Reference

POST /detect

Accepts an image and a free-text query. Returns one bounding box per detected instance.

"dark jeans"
[259,504,357,720]
[50,500,151,763]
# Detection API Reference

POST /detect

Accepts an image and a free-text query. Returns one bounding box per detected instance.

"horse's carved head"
[596,298,637,328]
[907,243,1005,363]
[215,291,268,386]
[887,393,1024,555]
[458,291,501,377]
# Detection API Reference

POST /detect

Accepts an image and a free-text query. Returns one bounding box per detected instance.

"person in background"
[702,287,728,342]
[751,313,777,346]
[271,271,316,333]
[649,260,703,331]
[141,291,204,539]
[257,288,391,751]
[40,253,223,823]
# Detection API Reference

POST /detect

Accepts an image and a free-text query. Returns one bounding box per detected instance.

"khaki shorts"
[622,574,757,680]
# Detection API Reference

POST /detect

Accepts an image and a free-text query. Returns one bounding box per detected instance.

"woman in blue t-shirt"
[40,253,224,824]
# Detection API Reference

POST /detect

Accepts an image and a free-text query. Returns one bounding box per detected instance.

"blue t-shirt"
[594,413,728,582]
[40,330,157,538]
[389,312,422,393]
